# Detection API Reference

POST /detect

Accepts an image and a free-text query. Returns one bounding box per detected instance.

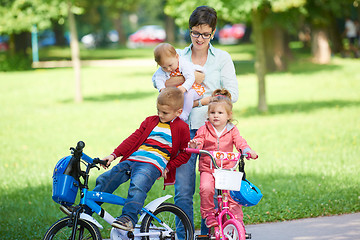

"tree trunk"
[283,31,294,61]
[328,13,343,54]
[263,26,276,72]
[9,32,31,56]
[52,21,67,46]
[252,9,268,113]
[311,28,331,64]
[165,15,176,44]
[68,1,82,103]
[264,24,287,72]
[113,17,127,45]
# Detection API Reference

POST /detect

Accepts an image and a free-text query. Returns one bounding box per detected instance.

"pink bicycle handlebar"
[185,148,257,160]
[184,148,200,154]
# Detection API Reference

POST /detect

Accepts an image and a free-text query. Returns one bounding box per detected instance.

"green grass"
[0,44,359,239]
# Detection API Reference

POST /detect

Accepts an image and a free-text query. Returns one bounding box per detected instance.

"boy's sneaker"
[112,216,134,231]
[205,215,218,228]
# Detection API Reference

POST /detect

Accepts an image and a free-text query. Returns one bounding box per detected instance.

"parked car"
[127,25,166,48]
[38,30,56,47]
[0,35,9,51]
[81,30,119,48]
[218,24,246,45]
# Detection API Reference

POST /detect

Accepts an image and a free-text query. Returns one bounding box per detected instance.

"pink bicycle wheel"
[222,219,246,240]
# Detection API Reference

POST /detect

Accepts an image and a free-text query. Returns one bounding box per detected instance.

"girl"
[188,89,257,228]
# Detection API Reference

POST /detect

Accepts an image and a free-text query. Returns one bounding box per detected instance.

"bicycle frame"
[185,148,248,240]
[46,141,194,240]
[76,152,175,238]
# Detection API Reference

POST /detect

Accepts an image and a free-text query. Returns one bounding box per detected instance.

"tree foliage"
[165,0,306,29]
[0,0,68,34]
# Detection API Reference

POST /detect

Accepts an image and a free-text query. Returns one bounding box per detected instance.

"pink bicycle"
[185,148,262,240]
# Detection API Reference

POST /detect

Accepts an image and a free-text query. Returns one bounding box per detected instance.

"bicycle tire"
[222,218,245,240]
[140,202,194,240]
[43,216,102,240]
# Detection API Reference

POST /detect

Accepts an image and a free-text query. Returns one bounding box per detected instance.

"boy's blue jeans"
[93,160,161,226]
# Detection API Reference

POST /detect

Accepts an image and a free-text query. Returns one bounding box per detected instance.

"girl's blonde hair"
[208,89,234,123]
[154,43,177,66]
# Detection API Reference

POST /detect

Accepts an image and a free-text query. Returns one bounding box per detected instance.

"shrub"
[0,53,32,71]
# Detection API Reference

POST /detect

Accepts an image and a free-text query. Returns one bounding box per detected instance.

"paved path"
[194,213,360,239]
[32,59,154,68]
[241,213,360,240]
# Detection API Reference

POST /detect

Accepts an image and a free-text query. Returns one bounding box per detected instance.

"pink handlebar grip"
[184,148,200,154]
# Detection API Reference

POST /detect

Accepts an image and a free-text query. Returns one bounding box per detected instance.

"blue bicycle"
[43,141,193,240]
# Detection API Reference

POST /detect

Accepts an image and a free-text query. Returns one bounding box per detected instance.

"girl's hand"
[247,150,258,160]
[188,139,200,149]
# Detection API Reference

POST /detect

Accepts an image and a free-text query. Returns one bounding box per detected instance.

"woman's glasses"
[190,30,213,39]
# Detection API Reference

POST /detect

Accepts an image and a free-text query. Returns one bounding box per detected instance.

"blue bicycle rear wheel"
[140,202,194,240]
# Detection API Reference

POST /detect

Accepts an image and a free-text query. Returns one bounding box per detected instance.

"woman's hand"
[165,76,185,87]
[193,96,211,107]
[178,85,187,93]
[194,71,205,84]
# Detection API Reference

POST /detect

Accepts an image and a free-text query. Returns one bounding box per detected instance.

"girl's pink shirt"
[193,121,251,173]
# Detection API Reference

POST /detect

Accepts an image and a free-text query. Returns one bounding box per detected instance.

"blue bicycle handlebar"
[73,141,108,166]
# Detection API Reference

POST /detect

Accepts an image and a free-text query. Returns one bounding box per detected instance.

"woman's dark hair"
[189,6,217,31]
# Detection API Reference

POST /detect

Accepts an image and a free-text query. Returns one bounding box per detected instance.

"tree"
[67,1,82,103]
[102,0,141,45]
[0,0,67,55]
[303,0,356,63]
[0,0,85,102]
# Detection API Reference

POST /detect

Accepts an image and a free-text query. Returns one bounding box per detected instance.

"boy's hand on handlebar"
[101,155,116,169]
[247,150,258,160]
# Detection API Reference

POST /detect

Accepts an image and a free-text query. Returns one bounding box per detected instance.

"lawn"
[0,44,359,239]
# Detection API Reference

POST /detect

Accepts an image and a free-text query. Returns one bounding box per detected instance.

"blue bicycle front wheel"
[43,216,102,240]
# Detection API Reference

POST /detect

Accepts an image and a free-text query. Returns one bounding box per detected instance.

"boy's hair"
[208,89,234,122]
[154,43,177,66]
[189,6,217,32]
[157,87,184,111]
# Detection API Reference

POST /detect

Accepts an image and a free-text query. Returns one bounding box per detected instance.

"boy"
[96,87,191,231]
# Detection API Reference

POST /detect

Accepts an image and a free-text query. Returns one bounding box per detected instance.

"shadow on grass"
[62,91,156,103]
[234,99,360,117]
[234,60,255,75]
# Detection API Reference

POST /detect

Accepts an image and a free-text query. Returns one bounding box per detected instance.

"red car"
[127,25,166,48]
[0,36,9,51]
[219,24,246,45]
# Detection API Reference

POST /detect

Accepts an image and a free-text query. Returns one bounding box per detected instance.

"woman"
[166,5,239,237]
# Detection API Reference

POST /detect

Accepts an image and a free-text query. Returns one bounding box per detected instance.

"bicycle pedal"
[195,234,210,240]
[245,232,251,239]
